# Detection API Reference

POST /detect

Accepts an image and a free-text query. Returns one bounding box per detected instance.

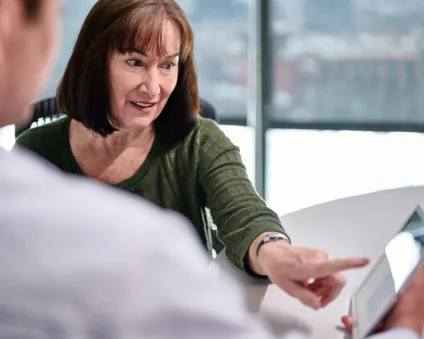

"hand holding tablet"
[346,204,424,338]
[342,265,424,337]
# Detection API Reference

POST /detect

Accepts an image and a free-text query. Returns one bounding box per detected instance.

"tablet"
[351,204,424,339]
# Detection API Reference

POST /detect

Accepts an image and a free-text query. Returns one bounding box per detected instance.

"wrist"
[248,232,290,276]
[256,233,291,256]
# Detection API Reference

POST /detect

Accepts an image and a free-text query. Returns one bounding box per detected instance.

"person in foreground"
[13,0,354,309]
[0,1,424,338]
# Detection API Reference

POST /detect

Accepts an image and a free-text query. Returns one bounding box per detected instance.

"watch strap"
[256,233,290,257]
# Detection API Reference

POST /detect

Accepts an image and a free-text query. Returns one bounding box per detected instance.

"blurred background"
[2,0,424,215]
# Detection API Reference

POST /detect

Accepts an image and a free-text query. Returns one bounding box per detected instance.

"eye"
[127,59,143,68]
[163,62,176,71]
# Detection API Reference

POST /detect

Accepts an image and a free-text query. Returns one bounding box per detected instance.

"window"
[269,0,424,131]
[265,0,424,214]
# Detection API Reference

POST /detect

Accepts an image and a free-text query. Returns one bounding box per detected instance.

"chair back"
[15,97,62,138]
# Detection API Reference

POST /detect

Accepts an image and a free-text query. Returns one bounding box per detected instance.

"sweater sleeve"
[197,119,289,271]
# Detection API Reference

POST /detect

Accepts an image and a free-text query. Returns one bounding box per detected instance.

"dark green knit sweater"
[15,116,286,270]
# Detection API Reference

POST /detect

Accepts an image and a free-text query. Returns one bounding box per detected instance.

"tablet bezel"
[351,203,424,339]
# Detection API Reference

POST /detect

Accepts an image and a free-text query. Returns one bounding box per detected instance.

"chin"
[125,116,156,131]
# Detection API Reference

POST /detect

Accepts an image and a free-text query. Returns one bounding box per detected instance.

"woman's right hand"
[250,238,370,309]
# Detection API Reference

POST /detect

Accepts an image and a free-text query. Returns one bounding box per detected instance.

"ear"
[0,0,14,65]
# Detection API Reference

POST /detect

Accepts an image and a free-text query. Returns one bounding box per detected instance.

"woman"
[15,0,361,309]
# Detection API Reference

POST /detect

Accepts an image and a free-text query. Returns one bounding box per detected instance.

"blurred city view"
[180,0,424,126]
[271,0,424,126]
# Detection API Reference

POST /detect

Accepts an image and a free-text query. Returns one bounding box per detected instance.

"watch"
[256,233,291,257]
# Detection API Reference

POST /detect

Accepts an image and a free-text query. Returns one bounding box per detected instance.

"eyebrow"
[128,49,180,59]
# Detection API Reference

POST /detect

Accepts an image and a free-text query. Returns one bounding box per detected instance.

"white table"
[210,186,424,338]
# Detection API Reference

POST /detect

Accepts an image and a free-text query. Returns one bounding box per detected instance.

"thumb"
[341,315,354,331]
[281,280,321,309]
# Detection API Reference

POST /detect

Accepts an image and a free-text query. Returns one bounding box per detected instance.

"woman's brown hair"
[57,0,199,143]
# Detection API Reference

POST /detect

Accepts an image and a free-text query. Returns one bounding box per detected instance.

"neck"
[73,121,155,158]
[102,125,155,149]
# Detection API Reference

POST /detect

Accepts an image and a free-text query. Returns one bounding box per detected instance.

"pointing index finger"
[313,258,369,278]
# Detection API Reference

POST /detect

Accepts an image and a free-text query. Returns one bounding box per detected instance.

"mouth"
[130,101,157,109]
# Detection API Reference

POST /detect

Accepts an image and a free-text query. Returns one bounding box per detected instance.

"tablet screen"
[355,210,424,338]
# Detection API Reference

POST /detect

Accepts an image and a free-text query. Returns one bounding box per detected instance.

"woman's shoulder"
[195,116,222,131]
[186,116,230,143]
[158,117,240,171]
[191,116,237,151]
[16,116,68,142]
[159,117,237,163]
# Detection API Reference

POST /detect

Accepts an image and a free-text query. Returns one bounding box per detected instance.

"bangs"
[108,4,189,59]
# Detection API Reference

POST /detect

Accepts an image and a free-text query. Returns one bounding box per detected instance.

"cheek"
[109,77,127,107]
[32,19,61,94]
[161,75,178,98]
[111,72,141,98]
[108,74,140,118]
[109,86,127,120]
[48,17,61,56]
[42,15,61,69]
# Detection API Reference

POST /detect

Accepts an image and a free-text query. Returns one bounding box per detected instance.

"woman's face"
[108,20,181,131]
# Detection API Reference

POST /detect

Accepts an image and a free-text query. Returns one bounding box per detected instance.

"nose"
[139,69,160,99]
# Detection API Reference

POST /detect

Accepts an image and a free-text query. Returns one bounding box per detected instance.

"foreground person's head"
[0,0,63,127]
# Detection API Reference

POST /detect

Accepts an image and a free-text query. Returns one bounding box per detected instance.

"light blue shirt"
[0,147,421,339]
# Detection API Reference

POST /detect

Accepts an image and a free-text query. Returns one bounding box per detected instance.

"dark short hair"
[57,0,200,144]
[22,0,41,19]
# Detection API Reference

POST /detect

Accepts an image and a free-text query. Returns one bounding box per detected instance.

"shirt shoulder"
[0,151,281,339]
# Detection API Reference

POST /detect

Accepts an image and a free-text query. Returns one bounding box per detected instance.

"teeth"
[133,102,154,108]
